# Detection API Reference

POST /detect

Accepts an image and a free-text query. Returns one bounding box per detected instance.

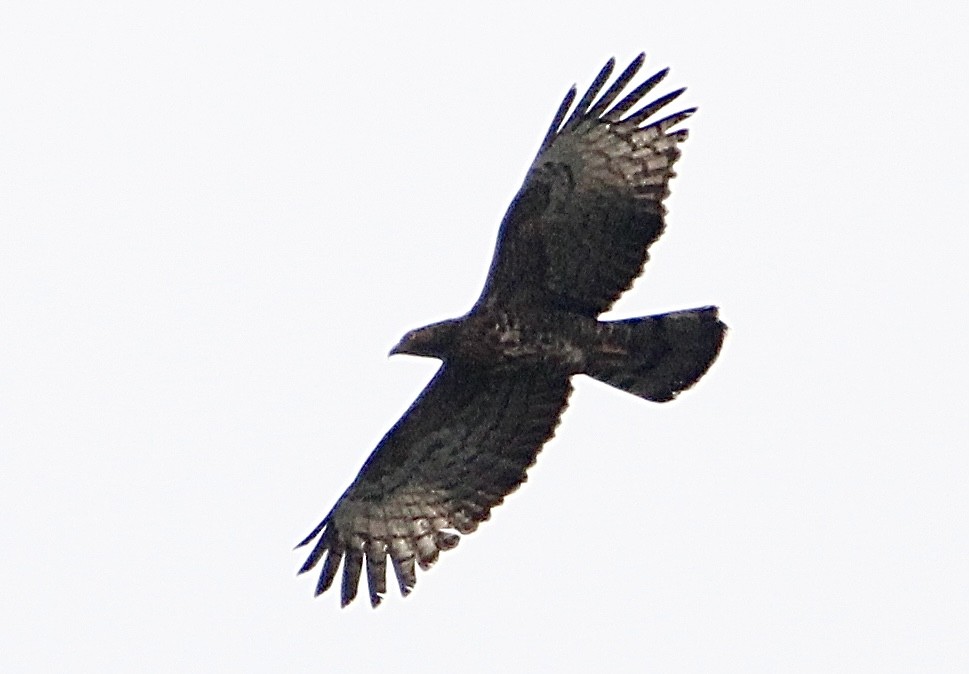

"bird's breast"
[453,311,591,372]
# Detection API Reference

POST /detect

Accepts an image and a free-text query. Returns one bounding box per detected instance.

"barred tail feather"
[587,307,725,402]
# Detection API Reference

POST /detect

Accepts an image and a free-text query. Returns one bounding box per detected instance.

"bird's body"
[393,310,594,370]
[298,53,726,607]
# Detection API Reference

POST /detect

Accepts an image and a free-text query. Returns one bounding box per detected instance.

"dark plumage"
[298,53,726,607]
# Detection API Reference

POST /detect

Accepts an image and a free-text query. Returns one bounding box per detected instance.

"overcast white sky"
[2,2,967,672]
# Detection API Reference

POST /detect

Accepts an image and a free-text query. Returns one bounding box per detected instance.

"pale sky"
[2,2,967,672]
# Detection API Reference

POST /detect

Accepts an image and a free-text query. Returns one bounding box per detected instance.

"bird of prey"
[297,53,726,607]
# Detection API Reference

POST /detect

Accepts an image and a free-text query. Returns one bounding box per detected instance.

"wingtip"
[340,585,357,607]
[672,105,698,123]
[625,87,692,126]
[563,57,618,130]
[295,515,331,549]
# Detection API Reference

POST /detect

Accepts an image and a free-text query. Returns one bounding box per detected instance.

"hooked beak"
[388,335,409,357]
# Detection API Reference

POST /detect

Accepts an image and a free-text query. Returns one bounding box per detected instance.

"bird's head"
[390,319,461,359]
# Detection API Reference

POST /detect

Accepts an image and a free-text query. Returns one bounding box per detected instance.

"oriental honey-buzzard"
[297,53,726,607]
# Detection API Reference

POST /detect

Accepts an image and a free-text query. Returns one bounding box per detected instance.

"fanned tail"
[586,307,725,402]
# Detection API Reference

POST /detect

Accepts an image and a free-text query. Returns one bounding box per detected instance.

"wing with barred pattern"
[476,53,694,316]
[297,365,571,607]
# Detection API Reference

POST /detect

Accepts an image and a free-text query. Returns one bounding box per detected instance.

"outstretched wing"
[297,364,572,607]
[476,53,694,317]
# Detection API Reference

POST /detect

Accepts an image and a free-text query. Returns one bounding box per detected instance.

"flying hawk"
[298,53,726,607]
